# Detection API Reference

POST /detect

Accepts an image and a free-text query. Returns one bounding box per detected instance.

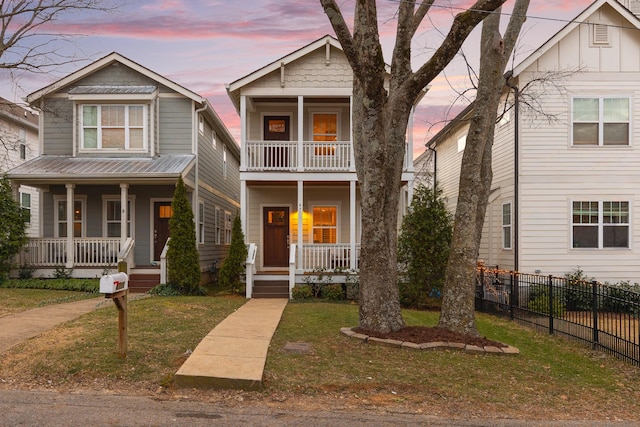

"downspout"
[506,73,519,273]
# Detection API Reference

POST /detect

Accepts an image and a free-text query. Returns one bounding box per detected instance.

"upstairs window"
[19,129,26,159]
[572,97,629,146]
[312,113,338,156]
[572,200,629,249]
[80,105,147,151]
[502,202,512,250]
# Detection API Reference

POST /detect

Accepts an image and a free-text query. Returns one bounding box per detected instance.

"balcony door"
[263,115,290,168]
[263,207,289,267]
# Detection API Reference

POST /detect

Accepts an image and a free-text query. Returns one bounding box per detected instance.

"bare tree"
[320,0,508,333]
[0,0,115,73]
[438,0,530,336]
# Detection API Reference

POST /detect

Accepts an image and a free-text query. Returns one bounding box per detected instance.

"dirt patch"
[353,325,506,348]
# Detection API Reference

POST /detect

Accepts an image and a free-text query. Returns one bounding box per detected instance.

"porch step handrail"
[245,243,257,298]
[117,237,135,276]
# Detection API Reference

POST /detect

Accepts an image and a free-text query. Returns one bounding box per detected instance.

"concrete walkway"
[174,298,288,390]
[0,297,103,353]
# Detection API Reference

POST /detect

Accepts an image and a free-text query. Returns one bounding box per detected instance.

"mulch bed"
[353,325,507,348]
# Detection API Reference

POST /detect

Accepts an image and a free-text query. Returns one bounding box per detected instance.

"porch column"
[350,180,356,270]
[240,181,247,237]
[120,183,129,246]
[240,95,247,171]
[297,180,303,270]
[65,183,75,269]
[297,95,304,172]
[349,95,355,172]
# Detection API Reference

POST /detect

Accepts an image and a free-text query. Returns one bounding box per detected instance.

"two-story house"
[8,53,240,290]
[423,0,640,284]
[0,98,40,237]
[226,35,416,298]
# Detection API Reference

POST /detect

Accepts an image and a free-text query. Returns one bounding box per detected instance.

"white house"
[422,0,640,284]
[226,35,416,298]
[0,98,40,238]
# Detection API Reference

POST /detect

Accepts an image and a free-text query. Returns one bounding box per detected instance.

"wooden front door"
[263,207,289,267]
[263,116,290,168]
[154,201,172,261]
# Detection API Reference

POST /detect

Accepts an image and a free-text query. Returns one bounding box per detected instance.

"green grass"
[0,296,638,420]
[0,288,98,317]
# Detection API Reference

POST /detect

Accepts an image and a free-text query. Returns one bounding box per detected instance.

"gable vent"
[592,23,609,45]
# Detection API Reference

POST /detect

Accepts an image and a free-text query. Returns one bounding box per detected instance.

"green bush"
[0,176,28,281]
[528,284,565,316]
[1,278,99,292]
[292,284,313,300]
[219,215,248,294]
[322,283,344,301]
[397,184,452,309]
[52,265,73,279]
[167,177,201,295]
[603,281,640,315]
[563,267,593,311]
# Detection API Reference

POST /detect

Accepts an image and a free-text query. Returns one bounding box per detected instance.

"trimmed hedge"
[1,278,99,293]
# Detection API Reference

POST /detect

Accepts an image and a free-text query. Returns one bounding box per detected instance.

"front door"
[263,116,290,168]
[154,201,172,261]
[263,207,289,267]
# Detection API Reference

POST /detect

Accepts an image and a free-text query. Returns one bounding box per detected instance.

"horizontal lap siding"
[159,98,192,154]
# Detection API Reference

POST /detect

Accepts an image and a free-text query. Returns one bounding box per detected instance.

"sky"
[0,0,596,157]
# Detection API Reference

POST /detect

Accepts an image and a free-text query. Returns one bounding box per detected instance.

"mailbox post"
[100,271,129,359]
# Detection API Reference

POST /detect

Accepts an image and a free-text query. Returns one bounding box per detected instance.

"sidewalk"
[0,297,103,353]
[174,298,288,390]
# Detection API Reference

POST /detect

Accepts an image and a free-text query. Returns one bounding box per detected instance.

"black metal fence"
[475,268,640,366]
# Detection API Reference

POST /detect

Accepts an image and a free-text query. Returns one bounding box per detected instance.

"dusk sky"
[1,0,595,157]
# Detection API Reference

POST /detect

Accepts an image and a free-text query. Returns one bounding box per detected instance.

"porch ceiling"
[7,154,196,185]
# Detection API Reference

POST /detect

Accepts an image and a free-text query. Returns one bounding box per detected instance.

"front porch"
[245,242,360,299]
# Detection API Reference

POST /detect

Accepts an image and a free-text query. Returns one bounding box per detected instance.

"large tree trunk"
[438,0,530,336]
[320,0,510,334]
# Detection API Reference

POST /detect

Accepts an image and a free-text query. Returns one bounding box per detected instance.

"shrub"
[18,263,35,279]
[1,278,99,292]
[528,285,565,317]
[292,284,313,300]
[167,177,201,295]
[397,184,452,309]
[52,265,73,279]
[219,215,248,294]
[322,283,344,301]
[0,176,28,281]
[603,281,640,315]
[563,267,594,311]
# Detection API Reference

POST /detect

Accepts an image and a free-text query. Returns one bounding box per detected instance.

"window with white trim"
[198,115,204,134]
[19,129,26,160]
[54,197,85,237]
[20,192,31,223]
[572,97,629,146]
[224,211,232,245]
[223,145,227,179]
[502,202,512,250]
[212,130,217,148]
[103,197,133,238]
[312,113,338,156]
[312,206,337,243]
[572,201,629,248]
[198,200,205,244]
[215,206,221,245]
[80,104,147,150]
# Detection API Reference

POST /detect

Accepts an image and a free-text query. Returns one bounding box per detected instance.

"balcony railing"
[19,238,122,267]
[244,139,411,172]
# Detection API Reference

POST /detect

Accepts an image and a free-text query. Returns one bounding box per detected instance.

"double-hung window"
[103,198,133,238]
[502,202,512,250]
[312,113,338,156]
[20,192,31,223]
[312,206,337,243]
[572,201,629,248]
[81,104,146,150]
[572,97,629,146]
[55,198,85,238]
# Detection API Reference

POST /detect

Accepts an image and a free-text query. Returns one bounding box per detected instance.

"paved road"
[0,389,634,427]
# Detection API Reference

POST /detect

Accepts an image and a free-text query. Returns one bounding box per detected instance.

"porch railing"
[20,238,121,267]
[299,243,360,271]
[244,140,411,172]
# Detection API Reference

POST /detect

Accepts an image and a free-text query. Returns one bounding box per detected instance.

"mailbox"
[100,272,129,293]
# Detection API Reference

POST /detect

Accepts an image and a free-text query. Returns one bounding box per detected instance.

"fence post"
[592,280,599,349]
[548,275,554,335]
[510,270,516,320]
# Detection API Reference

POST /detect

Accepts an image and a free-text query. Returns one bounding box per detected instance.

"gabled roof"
[26,52,205,104]
[227,35,343,94]
[513,0,640,75]
[0,97,38,129]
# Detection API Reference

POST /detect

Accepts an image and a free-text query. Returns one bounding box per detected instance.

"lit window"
[572,97,629,146]
[55,198,84,237]
[312,206,337,243]
[80,104,147,150]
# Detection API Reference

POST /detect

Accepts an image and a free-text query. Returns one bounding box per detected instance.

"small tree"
[219,215,248,294]
[0,176,28,281]
[398,184,452,308]
[167,177,201,295]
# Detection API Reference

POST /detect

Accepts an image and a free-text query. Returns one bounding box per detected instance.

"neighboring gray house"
[8,53,240,289]
[0,98,40,237]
